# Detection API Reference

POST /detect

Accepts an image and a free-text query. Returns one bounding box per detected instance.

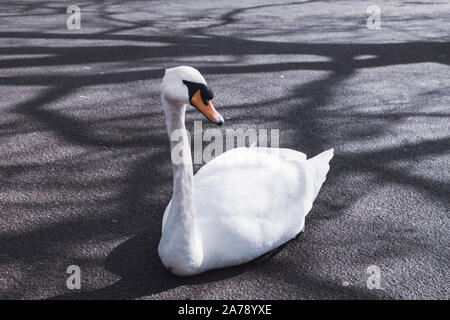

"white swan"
[158,66,334,276]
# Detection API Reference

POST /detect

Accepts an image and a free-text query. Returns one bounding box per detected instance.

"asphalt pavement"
[0,0,449,299]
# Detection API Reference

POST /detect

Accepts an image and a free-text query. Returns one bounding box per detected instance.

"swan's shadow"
[50,222,302,300]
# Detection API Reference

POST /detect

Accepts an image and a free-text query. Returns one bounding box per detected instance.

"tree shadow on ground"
[0,1,448,299]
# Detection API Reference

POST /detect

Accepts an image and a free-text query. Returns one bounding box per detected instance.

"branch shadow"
[0,0,448,299]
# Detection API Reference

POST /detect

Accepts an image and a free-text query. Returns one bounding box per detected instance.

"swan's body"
[158,66,333,276]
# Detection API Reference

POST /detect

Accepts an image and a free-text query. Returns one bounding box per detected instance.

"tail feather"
[308,148,334,198]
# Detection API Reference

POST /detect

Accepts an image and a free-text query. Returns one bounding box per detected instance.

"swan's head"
[161,66,224,126]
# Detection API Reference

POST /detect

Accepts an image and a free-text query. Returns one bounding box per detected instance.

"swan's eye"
[183,80,214,105]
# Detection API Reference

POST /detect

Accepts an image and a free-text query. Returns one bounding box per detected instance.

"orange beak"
[190,90,224,126]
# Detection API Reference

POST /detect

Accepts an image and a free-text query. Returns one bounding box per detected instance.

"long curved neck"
[164,100,194,220]
[160,97,202,271]
[163,99,195,227]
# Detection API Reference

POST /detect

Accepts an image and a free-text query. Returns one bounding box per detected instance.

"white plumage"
[158,66,333,276]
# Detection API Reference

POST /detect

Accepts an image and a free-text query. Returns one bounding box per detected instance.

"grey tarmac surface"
[0,0,449,299]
